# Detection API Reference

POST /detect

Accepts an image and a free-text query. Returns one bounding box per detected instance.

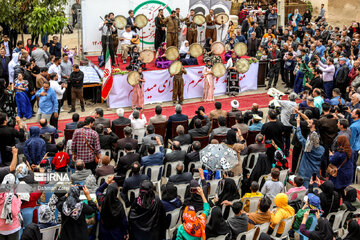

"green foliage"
[306,1,313,13]
[0,0,68,35]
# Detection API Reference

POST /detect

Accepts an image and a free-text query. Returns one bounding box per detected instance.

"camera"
[106,18,114,27]
[78,185,84,190]
[309,209,317,214]
[151,136,156,141]
[190,187,198,194]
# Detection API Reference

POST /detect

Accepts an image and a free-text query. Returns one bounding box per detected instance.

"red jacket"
[348,67,358,84]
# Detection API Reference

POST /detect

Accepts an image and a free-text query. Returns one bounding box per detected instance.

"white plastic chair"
[117,149,126,163]
[355,166,360,184]
[208,233,230,240]
[101,149,111,157]
[244,153,260,175]
[326,210,346,236]
[188,161,202,179]
[288,189,307,201]
[164,161,184,178]
[40,224,61,240]
[208,179,221,199]
[144,165,163,198]
[127,188,140,203]
[270,216,294,240]
[176,183,188,201]
[221,200,238,219]
[236,227,258,240]
[257,222,271,240]
[97,174,114,186]
[166,208,181,239]
[242,196,262,213]
[279,169,289,186]
[180,144,191,152]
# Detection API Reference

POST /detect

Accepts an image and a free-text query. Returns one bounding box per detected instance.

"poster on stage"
[107,63,259,108]
[82,0,190,53]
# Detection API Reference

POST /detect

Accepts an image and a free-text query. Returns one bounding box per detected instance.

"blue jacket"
[35,87,58,115]
[329,151,353,189]
[167,113,188,138]
[296,127,325,188]
[315,45,326,58]
[141,146,165,167]
[350,119,360,151]
[40,125,59,138]
[24,127,46,165]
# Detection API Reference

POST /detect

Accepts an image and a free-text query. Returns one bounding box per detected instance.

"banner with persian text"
[107,63,259,108]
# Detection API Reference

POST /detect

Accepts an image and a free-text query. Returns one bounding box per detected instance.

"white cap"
[231,100,239,109]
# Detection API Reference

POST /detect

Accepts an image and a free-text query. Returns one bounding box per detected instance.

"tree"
[0,0,68,37]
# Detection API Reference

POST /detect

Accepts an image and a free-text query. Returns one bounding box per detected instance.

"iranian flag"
[101,46,113,100]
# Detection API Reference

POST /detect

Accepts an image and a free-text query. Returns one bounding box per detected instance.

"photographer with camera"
[99,14,116,67]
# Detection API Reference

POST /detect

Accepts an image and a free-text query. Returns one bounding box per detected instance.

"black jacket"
[115,152,141,176]
[69,70,84,88]
[168,172,193,184]
[267,50,281,69]
[99,132,118,150]
[111,117,131,130]
[335,64,349,86]
[173,134,192,146]
[164,150,186,165]
[127,17,139,31]
[184,151,200,172]
[188,116,211,138]
[0,56,10,77]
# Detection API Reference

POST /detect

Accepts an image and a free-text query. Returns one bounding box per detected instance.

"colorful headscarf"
[38,205,52,223]
[308,193,321,209]
[182,205,207,240]
[304,131,320,152]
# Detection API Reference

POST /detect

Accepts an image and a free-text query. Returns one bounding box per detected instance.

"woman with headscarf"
[176,186,210,240]
[96,176,128,240]
[131,67,145,110]
[340,186,360,211]
[8,53,20,84]
[302,9,312,25]
[309,180,340,218]
[226,52,240,96]
[214,178,240,219]
[288,9,301,31]
[293,193,322,231]
[48,182,68,224]
[161,182,182,213]
[38,205,57,229]
[155,42,172,68]
[0,174,22,240]
[14,72,32,119]
[300,211,334,240]
[202,59,214,102]
[128,180,166,240]
[56,186,97,240]
[329,135,353,195]
[269,193,295,235]
[224,38,235,61]
[296,117,325,188]
[180,40,198,65]
[205,206,231,239]
[343,220,360,240]
[0,78,16,122]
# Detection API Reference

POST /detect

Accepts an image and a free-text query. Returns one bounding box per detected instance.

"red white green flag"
[101,46,113,100]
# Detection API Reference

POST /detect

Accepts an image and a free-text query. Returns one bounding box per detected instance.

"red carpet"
[27,92,276,136]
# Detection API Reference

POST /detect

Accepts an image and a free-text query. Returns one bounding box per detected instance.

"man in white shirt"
[119,25,138,64]
[99,14,116,66]
[129,110,146,130]
[60,53,73,106]
[49,73,67,129]
[48,57,61,82]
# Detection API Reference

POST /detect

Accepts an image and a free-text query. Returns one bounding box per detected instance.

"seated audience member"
[65,113,79,129]
[225,201,249,240]
[215,178,240,219]
[292,193,321,231]
[244,103,264,124]
[115,143,141,177]
[164,140,186,164]
[129,110,146,130]
[139,125,163,154]
[120,162,149,207]
[189,106,206,129]
[173,125,192,146]
[340,186,360,211]
[330,88,345,106]
[167,104,188,139]
[148,105,167,126]
[184,141,201,171]
[210,116,230,140]
[161,182,182,212]
[115,126,138,152]
[248,114,263,131]
[56,186,97,240]
[70,159,92,183]
[309,179,340,217]
[141,137,165,167]
[245,133,266,154]
[52,142,70,172]
[95,156,114,179]
[247,197,272,230]
[176,187,210,240]
[286,176,306,199]
[343,220,360,240]
[94,107,111,128]
[39,118,58,138]
[95,124,119,151]
[168,163,193,184]
[38,205,57,229]
[299,213,334,240]
[0,147,18,183]
[24,126,46,165]
[269,193,295,235]
[241,181,263,212]
[232,114,249,134]
[188,111,211,138]
[41,132,57,156]
[183,169,208,212]
[227,100,242,117]
[128,180,166,240]
[205,206,231,239]
[209,101,227,121]
[261,168,284,201]
[111,108,131,130]
[95,176,128,239]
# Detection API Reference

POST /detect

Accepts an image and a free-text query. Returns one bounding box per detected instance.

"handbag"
[81,129,100,164]
[326,156,347,177]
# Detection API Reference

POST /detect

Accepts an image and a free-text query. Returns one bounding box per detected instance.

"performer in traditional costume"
[155,42,172,69]
[132,67,145,110]
[224,38,235,61]
[154,9,166,51]
[185,9,198,45]
[179,40,198,65]
[226,52,240,96]
[171,66,187,105]
[205,9,217,42]
[126,46,146,71]
[202,59,215,102]
[163,11,179,48]
[14,73,32,119]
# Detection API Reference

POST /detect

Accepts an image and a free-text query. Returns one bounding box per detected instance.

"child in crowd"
[52,142,70,172]
[286,176,306,200]
[261,168,285,201]
[241,181,263,212]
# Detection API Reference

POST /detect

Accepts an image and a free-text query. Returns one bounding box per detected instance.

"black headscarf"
[344,220,360,240]
[20,223,42,240]
[226,129,238,145]
[204,38,212,52]
[205,206,231,238]
[218,178,240,204]
[307,218,334,240]
[184,180,204,212]
[161,182,178,202]
[319,181,340,217]
[343,187,357,211]
[100,182,125,229]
